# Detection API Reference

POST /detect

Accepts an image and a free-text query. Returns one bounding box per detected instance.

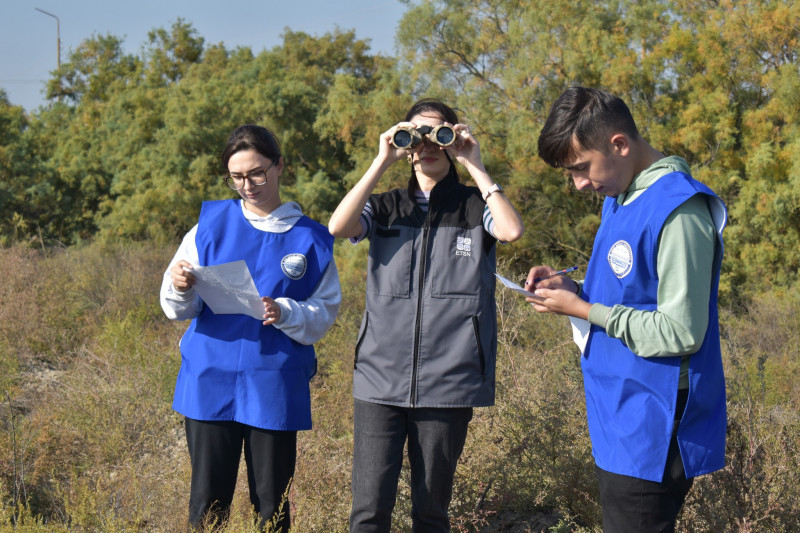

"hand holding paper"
[171,260,197,292]
[497,270,591,352]
[189,260,266,321]
[261,296,281,326]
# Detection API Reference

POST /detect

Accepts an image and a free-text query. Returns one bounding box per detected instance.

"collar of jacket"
[405,169,460,203]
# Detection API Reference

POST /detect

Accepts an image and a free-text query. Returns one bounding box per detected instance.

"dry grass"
[0,243,798,532]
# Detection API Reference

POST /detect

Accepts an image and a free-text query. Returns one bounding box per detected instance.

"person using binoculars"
[328,98,523,532]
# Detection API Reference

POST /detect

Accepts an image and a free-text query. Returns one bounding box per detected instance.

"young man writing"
[525,86,727,532]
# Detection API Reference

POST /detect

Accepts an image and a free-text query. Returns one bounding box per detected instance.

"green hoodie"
[585,156,719,389]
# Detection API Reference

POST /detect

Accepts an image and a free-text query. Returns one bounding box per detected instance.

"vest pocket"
[472,316,486,378]
[367,226,415,297]
[429,227,483,299]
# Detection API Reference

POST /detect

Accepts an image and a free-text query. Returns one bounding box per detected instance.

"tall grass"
[1,243,798,532]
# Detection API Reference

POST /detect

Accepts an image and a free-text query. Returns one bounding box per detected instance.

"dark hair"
[221,125,282,170]
[404,98,460,125]
[404,98,460,183]
[537,87,640,168]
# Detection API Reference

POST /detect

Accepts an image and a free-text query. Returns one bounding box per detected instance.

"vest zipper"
[410,211,432,407]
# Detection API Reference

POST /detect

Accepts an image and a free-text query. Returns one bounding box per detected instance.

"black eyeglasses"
[224,159,277,190]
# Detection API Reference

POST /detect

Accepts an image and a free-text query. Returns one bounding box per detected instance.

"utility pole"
[34,7,61,69]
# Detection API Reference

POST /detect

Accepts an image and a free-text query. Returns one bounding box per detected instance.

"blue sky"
[0,0,408,112]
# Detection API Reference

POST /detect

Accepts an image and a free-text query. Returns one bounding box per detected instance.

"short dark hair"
[221,125,282,170]
[537,87,640,168]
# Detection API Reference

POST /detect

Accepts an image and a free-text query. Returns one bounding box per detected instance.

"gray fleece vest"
[353,173,498,408]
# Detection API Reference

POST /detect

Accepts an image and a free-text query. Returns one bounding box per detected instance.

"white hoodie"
[160,201,341,345]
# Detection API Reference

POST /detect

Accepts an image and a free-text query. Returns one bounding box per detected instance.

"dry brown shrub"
[2,245,799,532]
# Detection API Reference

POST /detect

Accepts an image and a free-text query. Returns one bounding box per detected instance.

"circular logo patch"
[281,253,307,280]
[607,240,633,278]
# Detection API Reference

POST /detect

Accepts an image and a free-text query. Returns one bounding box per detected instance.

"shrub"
[1,244,799,532]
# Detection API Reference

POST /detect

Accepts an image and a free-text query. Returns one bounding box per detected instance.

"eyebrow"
[229,166,265,175]
[562,160,587,171]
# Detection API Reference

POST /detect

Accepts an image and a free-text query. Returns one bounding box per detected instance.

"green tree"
[5,2,800,306]
[394,0,642,266]
[697,1,800,299]
[144,18,205,86]
[97,28,393,241]
[0,91,30,244]
[315,65,411,193]
[46,34,140,104]
[393,0,800,298]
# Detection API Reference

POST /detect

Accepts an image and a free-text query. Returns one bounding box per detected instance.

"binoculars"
[391,124,456,149]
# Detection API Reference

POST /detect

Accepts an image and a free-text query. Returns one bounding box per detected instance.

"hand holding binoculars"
[391,124,456,150]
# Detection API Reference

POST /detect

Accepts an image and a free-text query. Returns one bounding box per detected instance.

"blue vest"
[173,200,333,430]
[582,172,727,482]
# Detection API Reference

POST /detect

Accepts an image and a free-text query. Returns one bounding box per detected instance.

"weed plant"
[1,243,798,532]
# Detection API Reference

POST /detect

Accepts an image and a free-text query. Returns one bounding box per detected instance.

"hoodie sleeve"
[272,258,342,345]
[160,225,205,321]
[590,194,716,357]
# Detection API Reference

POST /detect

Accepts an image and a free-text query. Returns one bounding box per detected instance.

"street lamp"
[34,7,61,69]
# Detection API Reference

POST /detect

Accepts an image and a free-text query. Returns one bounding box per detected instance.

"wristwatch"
[482,183,503,201]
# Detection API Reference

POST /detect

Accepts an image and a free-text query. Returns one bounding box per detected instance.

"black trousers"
[185,418,297,531]
[349,400,473,532]
[595,389,693,533]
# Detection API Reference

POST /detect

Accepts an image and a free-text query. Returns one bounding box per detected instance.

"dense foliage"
[1,1,799,304]
[1,1,799,531]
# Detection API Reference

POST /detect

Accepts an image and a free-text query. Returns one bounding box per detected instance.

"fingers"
[525,299,553,315]
[446,123,482,166]
[524,266,553,289]
[526,286,589,319]
[525,295,545,309]
[170,260,196,292]
[452,122,476,145]
[525,287,563,314]
[541,276,575,291]
[451,122,470,137]
[261,296,281,326]
[381,123,414,161]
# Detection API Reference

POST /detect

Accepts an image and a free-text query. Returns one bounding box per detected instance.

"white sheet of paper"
[569,316,591,352]
[494,272,536,298]
[189,260,264,321]
[494,272,590,352]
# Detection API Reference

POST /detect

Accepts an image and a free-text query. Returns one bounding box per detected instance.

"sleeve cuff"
[273,298,292,327]
[169,283,196,300]
[588,303,613,328]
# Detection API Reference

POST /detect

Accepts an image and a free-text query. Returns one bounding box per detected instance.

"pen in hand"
[531,266,578,284]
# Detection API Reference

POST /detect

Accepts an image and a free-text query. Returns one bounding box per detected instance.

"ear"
[610,133,631,157]
[276,156,285,176]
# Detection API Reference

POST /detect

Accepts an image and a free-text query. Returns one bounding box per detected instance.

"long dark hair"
[404,98,461,184]
[404,98,460,125]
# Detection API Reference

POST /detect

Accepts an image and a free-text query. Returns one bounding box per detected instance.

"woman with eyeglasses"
[160,124,341,530]
[328,99,524,532]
